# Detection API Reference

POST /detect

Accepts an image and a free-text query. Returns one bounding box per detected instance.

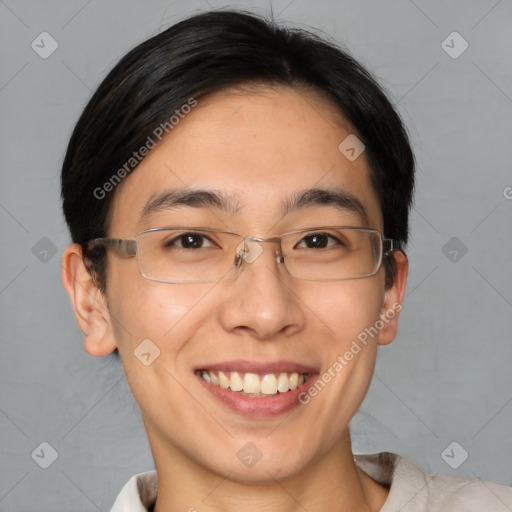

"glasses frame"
[88,226,397,284]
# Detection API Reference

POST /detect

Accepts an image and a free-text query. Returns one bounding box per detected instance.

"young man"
[60,10,512,512]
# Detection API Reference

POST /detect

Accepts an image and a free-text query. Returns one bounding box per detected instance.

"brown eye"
[165,233,215,249]
[296,233,340,249]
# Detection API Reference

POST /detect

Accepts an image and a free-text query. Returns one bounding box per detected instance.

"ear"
[61,243,117,357]
[377,251,408,346]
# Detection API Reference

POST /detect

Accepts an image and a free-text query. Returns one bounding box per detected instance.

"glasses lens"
[282,227,382,280]
[137,229,242,283]
[135,227,383,283]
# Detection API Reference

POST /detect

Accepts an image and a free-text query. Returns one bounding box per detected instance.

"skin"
[62,85,408,512]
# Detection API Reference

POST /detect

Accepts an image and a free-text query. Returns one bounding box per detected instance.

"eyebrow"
[140,186,370,226]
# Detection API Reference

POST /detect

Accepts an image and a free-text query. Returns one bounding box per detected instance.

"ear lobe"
[377,251,408,346]
[61,243,117,356]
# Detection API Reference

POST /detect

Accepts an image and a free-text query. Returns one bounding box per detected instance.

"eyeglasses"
[88,226,396,284]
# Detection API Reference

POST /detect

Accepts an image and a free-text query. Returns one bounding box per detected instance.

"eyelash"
[164,233,217,249]
[296,233,342,249]
[164,232,343,249]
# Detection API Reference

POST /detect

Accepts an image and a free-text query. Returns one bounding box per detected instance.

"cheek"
[109,278,202,345]
[302,276,384,346]
[107,268,222,377]
[106,279,211,410]
[298,278,383,406]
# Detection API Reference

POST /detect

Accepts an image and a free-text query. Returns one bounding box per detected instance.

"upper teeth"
[199,371,309,395]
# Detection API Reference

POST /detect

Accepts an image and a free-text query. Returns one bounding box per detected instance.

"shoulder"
[355,451,512,512]
[424,471,512,512]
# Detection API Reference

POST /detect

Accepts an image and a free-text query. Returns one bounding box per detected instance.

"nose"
[218,238,305,341]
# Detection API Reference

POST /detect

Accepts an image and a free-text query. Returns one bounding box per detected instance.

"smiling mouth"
[196,370,312,397]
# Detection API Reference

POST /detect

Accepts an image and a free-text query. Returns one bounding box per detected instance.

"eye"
[296,233,343,249]
[164,232,217,249]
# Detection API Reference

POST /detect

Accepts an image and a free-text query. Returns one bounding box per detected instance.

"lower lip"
[195,373,318,418]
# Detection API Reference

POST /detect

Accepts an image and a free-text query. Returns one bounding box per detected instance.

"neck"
[149,426,388,512]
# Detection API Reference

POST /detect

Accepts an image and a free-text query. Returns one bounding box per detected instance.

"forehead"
[109,85,383,235]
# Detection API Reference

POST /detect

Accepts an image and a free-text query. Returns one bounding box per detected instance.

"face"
[86,86,406,483]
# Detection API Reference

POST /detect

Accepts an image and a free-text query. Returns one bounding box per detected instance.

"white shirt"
[110,451,512,511]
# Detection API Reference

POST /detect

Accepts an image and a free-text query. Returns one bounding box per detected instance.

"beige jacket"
[110,452,512,511]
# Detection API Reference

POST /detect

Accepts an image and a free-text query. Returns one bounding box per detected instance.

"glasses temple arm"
[382,238,399,255]
[88,238,137,256]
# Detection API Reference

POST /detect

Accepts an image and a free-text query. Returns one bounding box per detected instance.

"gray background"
[1,0,511,510]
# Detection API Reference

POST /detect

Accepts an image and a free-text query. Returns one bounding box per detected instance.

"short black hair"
[61,9,415,293]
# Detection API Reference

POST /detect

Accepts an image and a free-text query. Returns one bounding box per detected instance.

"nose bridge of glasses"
[236,235,283,264]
